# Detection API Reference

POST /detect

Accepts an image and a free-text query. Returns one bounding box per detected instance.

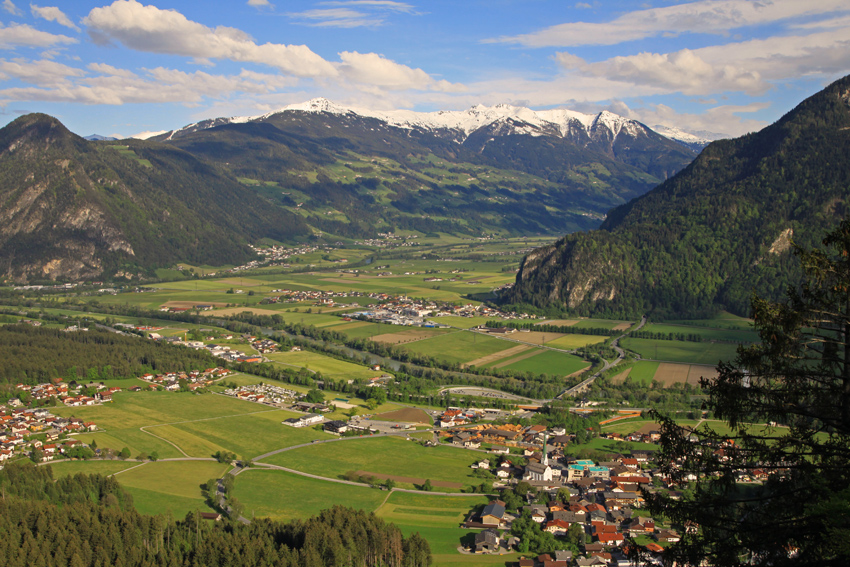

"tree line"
[0,463,432,567]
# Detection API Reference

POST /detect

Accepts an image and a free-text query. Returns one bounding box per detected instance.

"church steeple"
[543,433,548,466]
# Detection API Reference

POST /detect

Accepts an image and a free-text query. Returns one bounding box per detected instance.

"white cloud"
[490,0,850,47]
[82,1,462,95]
[287,8,383,28]
[30,4,80,32]
[83,0,338,78]
[0,57,84,86]
[3,0,21,16]
[0,60,301,106]
[321,1,415,13]
[338,51,464,92]
[612,100,770,138]
[0,21,76,48]
[247,0,272,7]
[561,48,767,96]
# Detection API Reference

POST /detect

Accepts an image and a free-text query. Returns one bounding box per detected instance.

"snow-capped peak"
[145,98,708,148]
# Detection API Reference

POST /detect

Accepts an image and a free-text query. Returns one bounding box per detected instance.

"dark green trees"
[647,219,850,565]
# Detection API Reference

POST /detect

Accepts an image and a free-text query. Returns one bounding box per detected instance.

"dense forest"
[506,74,850,319]
[0,324,220,384]
[0,464,431,567]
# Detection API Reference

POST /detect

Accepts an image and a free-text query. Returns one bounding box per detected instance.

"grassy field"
[623,361,660,386]
[402,331,517,365]
[268,350,379,380]
[498,349,589,376]
[55,390,313,459]
[153,408,333,458]
[376,492,516,567]
[666,311,755,331]
[642,322,759,343]
[263,436,480,490]
[619,337,740,365]
[114,460,230,517]
[543,333,607,349]
[48,460,139,478]
[233,468,387,521]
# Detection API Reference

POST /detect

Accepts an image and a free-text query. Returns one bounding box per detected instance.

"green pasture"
[53,390,269,430]
[264,436,480,490]
[622,360,660,386]
[75,428,183,460]
[151,408,332,458]
[642,323,759,343]
[544,333,607,349]
[430,316,506,329]
[497,349,589,376]
[267,350,379,380]
[401,330,515,365]
[620,337,740,365]
[573,319,633,330]
[666,311,755,331]
[48,460,139,478]
[114,460,230,517]
[233,469,386,521]
[602,418,700,435]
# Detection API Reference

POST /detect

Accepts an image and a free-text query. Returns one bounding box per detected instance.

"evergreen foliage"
[0,324,220,385]
[507,74,850,319]
[646,219,850,566]
[0,463,431,567]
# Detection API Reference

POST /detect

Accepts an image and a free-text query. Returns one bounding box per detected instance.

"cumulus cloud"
[81,1,462,94]
[83,0,338,78]
[551,23,850,97]
[0,59,301,106]
[0,57,84,86]
[0,21,76,48]
[338,51,464,92]
[490,0,850,47]
[30,4,81,31]
[247,0,272,7]
[3,0,21,16]
[567,48,767,96]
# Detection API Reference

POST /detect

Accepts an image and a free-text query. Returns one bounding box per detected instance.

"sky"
[0,0,848,138]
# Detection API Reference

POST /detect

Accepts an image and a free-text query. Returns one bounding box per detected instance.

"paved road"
[560,315,647,398]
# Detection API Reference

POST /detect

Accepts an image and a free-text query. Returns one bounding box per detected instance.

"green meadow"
[619,337,740,365]
[263,436,480,490]
[233,469,387,521]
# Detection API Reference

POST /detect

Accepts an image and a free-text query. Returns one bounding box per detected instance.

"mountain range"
[0,99,708,281]
[506,74,850,319]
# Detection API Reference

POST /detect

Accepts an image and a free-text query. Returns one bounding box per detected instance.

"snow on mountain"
[651,125,720,151]
[130,130,169,140]
[156,98,706,148]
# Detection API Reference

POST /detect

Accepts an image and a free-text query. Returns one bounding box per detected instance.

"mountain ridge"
[505,74,850,319]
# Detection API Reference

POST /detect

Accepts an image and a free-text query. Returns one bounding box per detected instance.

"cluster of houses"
[222,383,300,405]
[260,288,363,307]
[15,380,119,406]
[137,367,232,391]
[466,449,679,566]
[0,406,97,465]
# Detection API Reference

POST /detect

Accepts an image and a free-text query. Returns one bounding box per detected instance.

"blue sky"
[0,0,848,138]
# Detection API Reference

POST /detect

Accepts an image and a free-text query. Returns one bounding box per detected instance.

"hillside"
[0,114,309,282]
[506,74,850,319]
[158,101,699,237]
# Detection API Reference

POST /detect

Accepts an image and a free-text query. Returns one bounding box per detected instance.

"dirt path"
[462,344,532,368]
[490,348,543,369]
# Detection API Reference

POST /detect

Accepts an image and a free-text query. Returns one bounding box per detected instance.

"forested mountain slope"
[0,114,308,282]
[159,101,698,237]
[506,74,850,319]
